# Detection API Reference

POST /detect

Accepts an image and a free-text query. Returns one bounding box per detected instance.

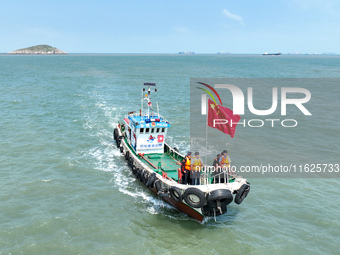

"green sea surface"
[0,54,339,254]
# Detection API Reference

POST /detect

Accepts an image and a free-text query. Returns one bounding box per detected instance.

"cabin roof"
[128,115,171,128]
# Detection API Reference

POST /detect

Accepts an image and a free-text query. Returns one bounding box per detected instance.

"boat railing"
[125,112,140,118]
[164,142,184,162]
[200,169,230,185]
[156,114,169,123]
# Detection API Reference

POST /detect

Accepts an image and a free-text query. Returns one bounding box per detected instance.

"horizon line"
[0,52,338,55]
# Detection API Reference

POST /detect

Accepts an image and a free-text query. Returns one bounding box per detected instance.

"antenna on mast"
[143,83,156,118]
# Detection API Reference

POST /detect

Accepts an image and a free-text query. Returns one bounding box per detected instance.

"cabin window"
[146,128,150,133]
[140,128,144,134]
[162,128,165,133]
[151,128,154,133]
[156,128,160,133]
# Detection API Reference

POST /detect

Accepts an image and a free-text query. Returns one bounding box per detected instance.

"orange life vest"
[184,157,191,170]
[220,155,230,166]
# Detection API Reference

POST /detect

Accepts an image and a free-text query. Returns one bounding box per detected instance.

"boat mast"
[147,86,151,118]
[143,82,156,118]
[141,89,143,116]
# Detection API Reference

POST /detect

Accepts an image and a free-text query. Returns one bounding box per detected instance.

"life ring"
[146,173,156,188]
[207,189,233,205]
[170,186,183,202]
[183,188,206,208]
[235,184,250,205]
[125,151,129,160]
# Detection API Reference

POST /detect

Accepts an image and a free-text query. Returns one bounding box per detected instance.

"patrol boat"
[113,83,250,222]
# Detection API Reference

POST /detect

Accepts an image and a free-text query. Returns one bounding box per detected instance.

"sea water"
[0,54,339,254]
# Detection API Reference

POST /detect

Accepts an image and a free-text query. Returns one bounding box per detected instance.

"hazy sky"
[1,0,339,53]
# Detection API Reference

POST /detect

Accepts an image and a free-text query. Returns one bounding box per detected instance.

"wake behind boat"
[113,83,250,221]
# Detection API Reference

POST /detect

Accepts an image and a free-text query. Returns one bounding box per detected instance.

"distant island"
[8,44,68,55]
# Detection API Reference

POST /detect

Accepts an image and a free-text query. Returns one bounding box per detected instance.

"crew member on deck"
[212,154,221,183]
[177,151,191,184]
[219,150,231,182]
[219,150,231,167]
[191,152,203,185]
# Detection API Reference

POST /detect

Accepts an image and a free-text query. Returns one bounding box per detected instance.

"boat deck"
[139,153,181,181]
[123,137,236,184]
[123,137,182,181]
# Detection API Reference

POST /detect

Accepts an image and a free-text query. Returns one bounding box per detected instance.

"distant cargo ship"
[217,51,230,54]
[178,51,195,54]
[262,52,282,55]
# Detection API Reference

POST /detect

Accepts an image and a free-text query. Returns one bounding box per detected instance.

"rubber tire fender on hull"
[170,186,183,202]
[146,173,156,188]
[204,189,233,216]
[183,188,206,208]
[155,180,162,193]
[137,169,144,182]
[155,180,170,198]
[128,157,133,167]
[207,189,233,205]
[134,168,140,177]
[114,128,118,140]
[142,171,149,184]
[235,184,250,205]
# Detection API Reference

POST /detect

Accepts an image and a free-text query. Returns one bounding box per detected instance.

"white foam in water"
[118,187,138,197]
[82,95,192,220]
[112,149,122,157]
[146,206,158,215]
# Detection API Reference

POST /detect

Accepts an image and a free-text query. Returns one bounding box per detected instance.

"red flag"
[207,99,241,138]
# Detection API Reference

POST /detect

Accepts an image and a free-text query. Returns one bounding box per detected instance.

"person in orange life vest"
[219,150,231,167]
[191,152,204,185]
[176,151,191,184]
[219,150,231,178]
